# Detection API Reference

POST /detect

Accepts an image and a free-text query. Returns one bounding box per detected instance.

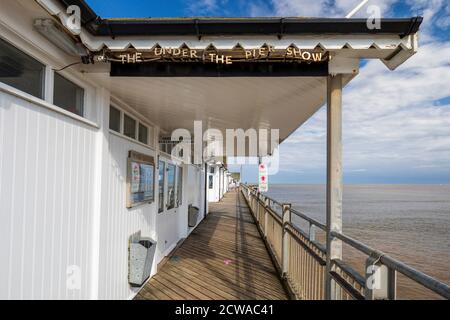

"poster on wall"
[127,151,155,208]
[131,162,140,193]
[140,164,154,199]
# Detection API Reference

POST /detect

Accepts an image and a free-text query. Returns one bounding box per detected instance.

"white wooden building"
[0,0,423,300]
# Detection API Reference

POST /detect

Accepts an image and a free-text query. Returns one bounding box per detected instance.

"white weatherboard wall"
[0,90,97,299]
[0,0,209,301]
[97,133,158,300]
[0,87,207,300]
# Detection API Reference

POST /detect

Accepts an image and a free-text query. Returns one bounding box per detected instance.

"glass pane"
[123,114,136,139]
[176,167,182,207]
[0,38,45,99]
[53,73,84,116]
[210,167,215,174]
[158,161,165,213]
[209,175,213,189]
[167,164,175,209]
[138,123,148,144]
[109,106,121,132]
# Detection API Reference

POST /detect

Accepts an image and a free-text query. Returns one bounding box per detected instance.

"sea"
[265,184,450,300]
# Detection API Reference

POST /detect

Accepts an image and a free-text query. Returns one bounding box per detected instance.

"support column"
[325,74,343,300]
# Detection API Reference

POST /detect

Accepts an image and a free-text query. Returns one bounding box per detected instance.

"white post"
[325,74,343,300]
[264,198,269,238]
[282,203,291,276]
[90,87,110,300]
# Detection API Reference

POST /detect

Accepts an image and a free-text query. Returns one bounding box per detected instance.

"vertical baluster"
[388,268,397,300]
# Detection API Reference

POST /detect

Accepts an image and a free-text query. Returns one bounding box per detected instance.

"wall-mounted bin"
[128,232,157,287]
[188,205,199,227]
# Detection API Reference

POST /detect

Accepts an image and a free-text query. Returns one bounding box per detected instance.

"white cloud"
[186,0,450,181]
[270,0,396,18]
[277,39,450,178]
[186,0,229,16]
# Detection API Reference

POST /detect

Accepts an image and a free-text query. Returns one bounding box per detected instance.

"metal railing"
[240,184,450,300]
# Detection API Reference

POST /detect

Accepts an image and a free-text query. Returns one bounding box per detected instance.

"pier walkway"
[135,190,289,300]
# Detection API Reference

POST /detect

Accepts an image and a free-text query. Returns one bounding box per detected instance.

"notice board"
[127,150,155,208]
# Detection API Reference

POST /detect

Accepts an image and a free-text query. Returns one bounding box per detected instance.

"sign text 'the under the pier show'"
[110,45,328,65]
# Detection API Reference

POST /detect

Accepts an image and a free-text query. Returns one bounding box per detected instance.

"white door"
[156,159,179,257]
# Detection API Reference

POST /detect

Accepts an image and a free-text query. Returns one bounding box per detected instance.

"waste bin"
[128,233,157,287]
[188,205,199,227]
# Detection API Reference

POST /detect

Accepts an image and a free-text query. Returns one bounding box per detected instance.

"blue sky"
[88,0,450,184]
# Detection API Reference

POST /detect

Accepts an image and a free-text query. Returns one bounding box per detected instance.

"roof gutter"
[56,0,422,38]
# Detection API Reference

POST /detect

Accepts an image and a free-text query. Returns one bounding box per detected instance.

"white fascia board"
[78,34,415,52]
[35,0,419,70]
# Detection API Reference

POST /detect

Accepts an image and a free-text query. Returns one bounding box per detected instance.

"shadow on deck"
[135,190,289,300]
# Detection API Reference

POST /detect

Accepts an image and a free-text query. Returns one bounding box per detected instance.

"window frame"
[175,166,183,207]
[0,37,46,100]
[109,105,122,133]
[166,163,176,210]
[53,71,86,117]
[123,113,137,140]
[158,160,166,213]
[0,36,96,125]
[209,175,214,189]
[109,103,153,147]
[138,122,149,145]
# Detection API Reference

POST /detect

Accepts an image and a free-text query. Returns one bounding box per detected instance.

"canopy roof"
[34,0,423,155]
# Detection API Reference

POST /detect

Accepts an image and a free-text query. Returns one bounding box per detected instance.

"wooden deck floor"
[135,190,289,300]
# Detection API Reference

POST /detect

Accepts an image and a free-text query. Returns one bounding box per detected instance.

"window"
[158,161,165,213]
[123,114,136,139]
[209,175,213,189]
[210,167,215,174]
[138,123,148,144]
[53,72,84,116]
[167,164,176,209]
[0,38,45,99]
[176,166,183,207]
[109,106,121,132]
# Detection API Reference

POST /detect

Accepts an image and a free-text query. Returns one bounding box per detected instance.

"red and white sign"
[259,163,268,192]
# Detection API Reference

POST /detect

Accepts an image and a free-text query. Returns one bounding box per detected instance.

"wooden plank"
[135,191,289,300]
[168,252,286,300]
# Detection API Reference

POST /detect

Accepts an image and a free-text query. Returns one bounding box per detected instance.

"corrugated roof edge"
[58,0,422,38]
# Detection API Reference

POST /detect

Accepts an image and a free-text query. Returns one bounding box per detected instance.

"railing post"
[325,74,343,300]
[256,191,260,221]
[388,268,397,300]
[264,198,269,238]
[365,255,395,300]
[282,203,291,277]
[309,223,316,242]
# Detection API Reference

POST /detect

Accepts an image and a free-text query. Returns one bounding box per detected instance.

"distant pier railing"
[240,184,450,300]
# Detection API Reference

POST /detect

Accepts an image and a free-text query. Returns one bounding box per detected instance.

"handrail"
[287,222,326,254]
[291,208,326,231]
[240,183,450,300]
[332,231,450,299]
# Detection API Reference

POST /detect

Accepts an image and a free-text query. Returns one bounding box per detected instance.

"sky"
[87,0,450,184]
